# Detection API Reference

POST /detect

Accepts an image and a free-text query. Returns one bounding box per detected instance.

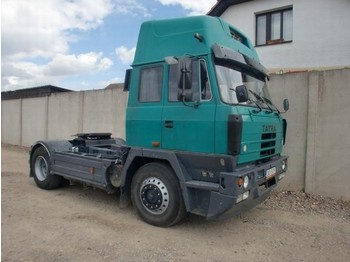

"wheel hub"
[140,177,169,214]
[34,156,48,181]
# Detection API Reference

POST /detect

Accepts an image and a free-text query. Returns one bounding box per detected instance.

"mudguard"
[29,140,72,177]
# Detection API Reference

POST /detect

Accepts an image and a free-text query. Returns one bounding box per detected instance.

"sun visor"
[212,44,269,78]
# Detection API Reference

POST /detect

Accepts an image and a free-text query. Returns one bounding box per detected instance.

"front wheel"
[31,146,62,189]
[131,162,186,227]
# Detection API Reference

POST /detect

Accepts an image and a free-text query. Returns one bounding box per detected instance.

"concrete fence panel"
[269,72,309,191]
[48,92,83,140]
[21,97,48,147]
[313,69,350,199]
[1,99,22,145]
[82,88,127,139]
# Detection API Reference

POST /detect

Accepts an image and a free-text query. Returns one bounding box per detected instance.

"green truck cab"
[30,16,288,227]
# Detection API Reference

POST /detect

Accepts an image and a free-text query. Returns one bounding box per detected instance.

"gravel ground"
[2,144,350,262]
[264,190,350,222]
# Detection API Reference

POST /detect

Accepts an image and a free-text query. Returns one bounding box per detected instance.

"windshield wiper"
[248,90,274,114]
[262,96,281,114]
[230,88,262,113]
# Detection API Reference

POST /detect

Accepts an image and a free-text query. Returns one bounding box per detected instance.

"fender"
[120,147,193,186]
[119,147,193,209]
[29,140,72,177]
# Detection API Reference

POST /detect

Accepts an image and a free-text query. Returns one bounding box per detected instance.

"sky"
[1,0,217,91]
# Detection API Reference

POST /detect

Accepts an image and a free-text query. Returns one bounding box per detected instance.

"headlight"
[282,160,287,171]
[243,176,249,189]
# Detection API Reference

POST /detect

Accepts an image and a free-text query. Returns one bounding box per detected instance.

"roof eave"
[207,0,253,16]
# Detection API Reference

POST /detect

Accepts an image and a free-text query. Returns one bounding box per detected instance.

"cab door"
[161,58,216,153]
[126,64,164,148]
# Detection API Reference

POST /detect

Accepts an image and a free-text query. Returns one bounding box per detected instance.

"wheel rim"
[34,156,48,181]
[140,177,169,214]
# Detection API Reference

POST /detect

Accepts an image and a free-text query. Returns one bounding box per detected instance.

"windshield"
[215,62,272,108]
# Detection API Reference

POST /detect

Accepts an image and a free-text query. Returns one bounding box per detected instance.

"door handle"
[164,120,173,128]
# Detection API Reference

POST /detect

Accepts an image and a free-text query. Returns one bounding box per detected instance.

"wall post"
[304,71,319,193]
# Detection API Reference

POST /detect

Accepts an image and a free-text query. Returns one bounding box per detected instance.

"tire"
[31,146,62,190]
[131,162,186,227]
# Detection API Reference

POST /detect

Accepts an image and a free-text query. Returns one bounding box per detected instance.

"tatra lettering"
[262,125,276,133]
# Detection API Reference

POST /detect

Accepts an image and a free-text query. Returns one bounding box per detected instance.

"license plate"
[266,167,276,180]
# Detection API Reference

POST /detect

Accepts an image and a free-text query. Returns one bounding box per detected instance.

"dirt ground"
[2,144,350,262]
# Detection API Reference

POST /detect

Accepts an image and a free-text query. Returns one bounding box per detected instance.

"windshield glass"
[215,62,272,108]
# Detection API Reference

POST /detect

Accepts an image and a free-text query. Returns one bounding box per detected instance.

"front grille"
[260,132,276,157]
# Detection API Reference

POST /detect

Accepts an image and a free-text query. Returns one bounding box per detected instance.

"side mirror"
[283,99,289,112]
[235,85,249,103]
[178,89,193,102]
[178,58,192,90]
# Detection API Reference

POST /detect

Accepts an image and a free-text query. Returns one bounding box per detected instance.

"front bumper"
[185,155,288,219]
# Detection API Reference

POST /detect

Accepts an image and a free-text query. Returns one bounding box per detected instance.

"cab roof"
[132,15,259,66]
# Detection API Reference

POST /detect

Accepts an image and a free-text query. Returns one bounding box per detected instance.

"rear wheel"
[31,147,62,189]
[131,162,186,227]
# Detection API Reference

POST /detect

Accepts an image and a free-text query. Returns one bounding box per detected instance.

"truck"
[29,16,289,227]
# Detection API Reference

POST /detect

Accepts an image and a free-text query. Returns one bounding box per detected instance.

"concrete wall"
[220,0,350,70]
[2,87,128,146]
[2,69,350,200]
[269,72,309,191]
[268,69,350,200]
[82,88,127,137]
[48,92,82,140]
[22,97,49,146]
[1,99,22,145]
[307,69,350,200]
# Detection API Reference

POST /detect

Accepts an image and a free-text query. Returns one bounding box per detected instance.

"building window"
[138,66,163,102]
[256,7,293,46]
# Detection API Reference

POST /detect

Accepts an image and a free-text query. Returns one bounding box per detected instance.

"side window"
[168,64,179,102]
[139,66,163,102]
[168,59,212,102]
[199,59,212,101]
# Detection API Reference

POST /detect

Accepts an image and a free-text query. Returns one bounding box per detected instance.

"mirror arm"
[181,97,199,109]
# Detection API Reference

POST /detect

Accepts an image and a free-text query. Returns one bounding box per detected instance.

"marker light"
[237,177,244,187]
